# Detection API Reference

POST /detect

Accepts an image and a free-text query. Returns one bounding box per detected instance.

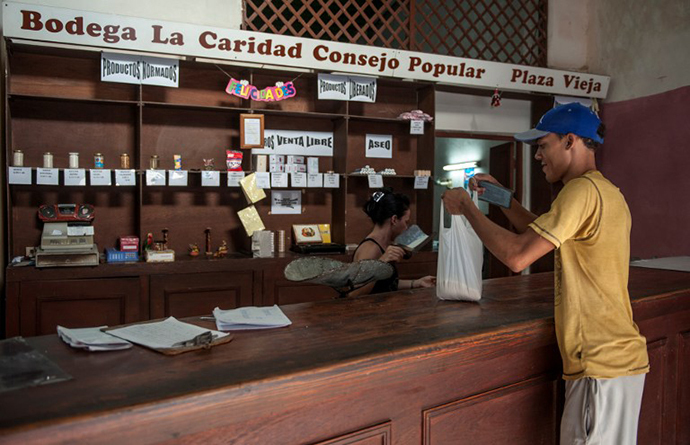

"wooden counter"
[1,267,689,445]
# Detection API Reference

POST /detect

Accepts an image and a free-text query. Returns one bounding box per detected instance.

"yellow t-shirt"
[529,170,649,380]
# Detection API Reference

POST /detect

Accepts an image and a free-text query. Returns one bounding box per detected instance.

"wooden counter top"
[1,267,689,445]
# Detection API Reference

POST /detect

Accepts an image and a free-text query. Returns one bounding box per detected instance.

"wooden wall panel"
[20,278,140,336]
[423,376,557,445]
[638,337,668,444]
[150,271,254,318]
[313,422,391,445]
[678,331,690,445]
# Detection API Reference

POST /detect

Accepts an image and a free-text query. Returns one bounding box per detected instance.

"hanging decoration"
[490,88,502,107]
[225,78,296,102]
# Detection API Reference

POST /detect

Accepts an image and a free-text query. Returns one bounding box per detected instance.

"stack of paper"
[57,326,133,351]
[105,317,229,350]
[213,305,292,331]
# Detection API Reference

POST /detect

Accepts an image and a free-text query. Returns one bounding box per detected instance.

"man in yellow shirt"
[442,102,649,444]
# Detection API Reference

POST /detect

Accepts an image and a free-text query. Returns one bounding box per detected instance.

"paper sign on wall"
[365,134,393,159]
[8,167,32,185]
[317,74,377,103]
[102,52,179,88]
[146,170,166,186]
[291,172,307,188]
[201,171,220,186]
[252,129,334,157]
[169,170,188,186]
[228,171,246,187]
[271,190,301,215]
[368,174,384,188]
[115,169,136,186]
[65,168,86,186]
[90,169,112,186]
[37,168,59,185]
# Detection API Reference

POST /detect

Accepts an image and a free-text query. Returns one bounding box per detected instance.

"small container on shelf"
[43,152,53,168]
[94,153,105,169]
[69,152,80,168]
[12,150,24,167]
[120,153,130,169]
[150,155,160,170]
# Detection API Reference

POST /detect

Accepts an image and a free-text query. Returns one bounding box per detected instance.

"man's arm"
[463,203,554,272]
[501,197,538,234]
[443,187,554,272]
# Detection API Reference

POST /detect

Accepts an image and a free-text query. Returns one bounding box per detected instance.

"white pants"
[560,374,646,445]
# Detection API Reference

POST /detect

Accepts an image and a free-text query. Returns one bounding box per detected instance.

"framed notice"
[240,114,265,149]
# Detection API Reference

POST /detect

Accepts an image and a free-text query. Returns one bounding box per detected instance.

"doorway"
[433,134,523,279]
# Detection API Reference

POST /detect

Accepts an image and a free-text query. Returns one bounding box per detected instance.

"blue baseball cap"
[514,102,604,144]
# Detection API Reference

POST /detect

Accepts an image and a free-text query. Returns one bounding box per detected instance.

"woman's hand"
[380,245,405,263]
[414,275,436,288]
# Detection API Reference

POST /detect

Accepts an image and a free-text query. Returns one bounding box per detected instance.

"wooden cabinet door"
[19,278,142,337]
[150,271,255,319]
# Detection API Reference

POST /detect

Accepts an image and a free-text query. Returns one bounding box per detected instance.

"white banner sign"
[271,190,301,215]
[365,134,393,159]
[102,52,179,87]
[2,2,609,98]
[317,74,376,103]
[253,129,334,157]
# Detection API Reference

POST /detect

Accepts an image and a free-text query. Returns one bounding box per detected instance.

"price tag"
[324,173,340,188]
[271,172,288,188]
[201,170,220,187]
[37,168,59,185]
[307,173,323,188]
[228,171,245,187]
[115,169,136,186]
[8,167,32,185]
[169,170,188,186]
[291,172,307,188]
[414,175,430,189]
[64,168,86,186]
[367,174,384,188]
[146,170,166,186]
[255,172,271,189]
[90,169,112,186]
[410,120,424,135]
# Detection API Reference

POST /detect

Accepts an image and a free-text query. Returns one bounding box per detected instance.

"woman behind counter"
[349,188,436,297]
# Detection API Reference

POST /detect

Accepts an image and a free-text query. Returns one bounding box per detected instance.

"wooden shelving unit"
[3,40,438,336]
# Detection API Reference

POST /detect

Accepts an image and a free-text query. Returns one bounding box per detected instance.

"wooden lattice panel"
[413,0,547,66]
[243,0,547,67]
[243,0,411,49]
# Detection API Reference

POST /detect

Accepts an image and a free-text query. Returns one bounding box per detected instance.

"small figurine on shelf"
[144,233,155,251]
[162,228,169,250]
[203,158,215,171]
[205,228,213,256]
[214,240,228,258]
[189,244,200,257]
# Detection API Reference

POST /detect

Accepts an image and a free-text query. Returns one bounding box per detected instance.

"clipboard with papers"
[103,317,233,355]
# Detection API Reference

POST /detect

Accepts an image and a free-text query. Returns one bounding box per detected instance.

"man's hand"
[442,187,472,215]
[469,173,503,196]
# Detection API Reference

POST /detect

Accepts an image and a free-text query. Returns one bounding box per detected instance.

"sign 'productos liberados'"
[2,2,610,98]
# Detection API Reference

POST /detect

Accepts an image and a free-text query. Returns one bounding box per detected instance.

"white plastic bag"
[436,192,483,301]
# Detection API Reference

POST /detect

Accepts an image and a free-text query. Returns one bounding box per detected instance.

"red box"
[119,236,139,252]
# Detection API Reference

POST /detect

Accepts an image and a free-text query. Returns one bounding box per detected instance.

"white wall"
[587,0,690,102]
[547,0,590,72]
[435,91,532,134]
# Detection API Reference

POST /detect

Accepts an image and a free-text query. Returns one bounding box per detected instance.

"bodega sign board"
[3,2,610,98]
